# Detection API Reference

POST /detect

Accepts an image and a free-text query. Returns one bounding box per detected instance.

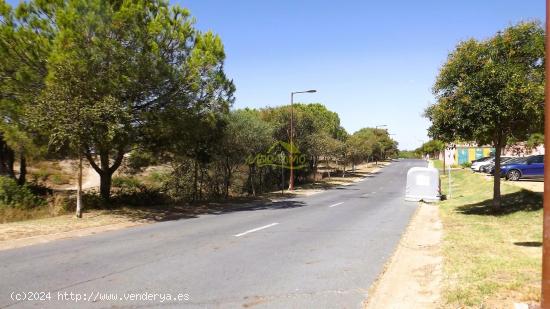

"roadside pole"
[448,160,451,199]
[542,0,550,306]
[442,145,446,174]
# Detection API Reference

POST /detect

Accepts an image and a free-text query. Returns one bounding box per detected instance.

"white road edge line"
[234,223,279,237]
[328,202,344,208]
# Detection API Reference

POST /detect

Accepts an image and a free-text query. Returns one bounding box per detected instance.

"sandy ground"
[0,210,148,251]
[56,160,101,190]
[365,202,443,309]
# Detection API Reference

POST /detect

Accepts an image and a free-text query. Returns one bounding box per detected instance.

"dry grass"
[27,160,75,188]
[438,169,542,308]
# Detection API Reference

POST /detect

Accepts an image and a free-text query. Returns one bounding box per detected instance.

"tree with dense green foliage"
[525,133,544,150]
[398,150,421,159]
[259,103,344,186]
[416,140,445,158]
[31,0,234,204]
[219,109,273,197]
[0,0,58,184]
[344,127,397,170]
[425,22,544,210]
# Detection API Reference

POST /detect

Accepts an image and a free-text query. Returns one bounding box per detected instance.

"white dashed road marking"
[234,223,279,237]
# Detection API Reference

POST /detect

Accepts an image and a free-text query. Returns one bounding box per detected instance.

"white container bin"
[405,167,441,202]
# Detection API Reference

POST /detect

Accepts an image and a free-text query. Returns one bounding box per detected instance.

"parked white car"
[471,157,494,172]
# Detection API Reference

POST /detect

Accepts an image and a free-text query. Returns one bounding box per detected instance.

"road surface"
[0,159,425,308]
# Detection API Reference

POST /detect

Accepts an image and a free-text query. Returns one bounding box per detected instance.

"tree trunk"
[342,161,346,178]
[0,139,7,176]
[99,171,112,201]
[0,136,15,178]
[17,154,26,185]
[193,160,198,202]
[85,147,125,202]
[76,155,83,218]
[249,165,256,197]
[259,167,264,194]
[99,150,112,201]
[6,147,15,179]
[224,158,231,199]
[492,135,503,211]
[199,165,204,201]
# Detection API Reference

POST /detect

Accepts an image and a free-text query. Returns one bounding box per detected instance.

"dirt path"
[53,160,101,191]
[0,210,148,251]
[81,164,101,190]
[365,202,443,309]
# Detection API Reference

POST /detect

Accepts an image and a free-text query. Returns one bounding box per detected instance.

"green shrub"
[146,171,170,188]
[112,176,143,193]
[50,173,70,185]
[461,162,472,168]
[0,176,44,209]
[127,150,158,172]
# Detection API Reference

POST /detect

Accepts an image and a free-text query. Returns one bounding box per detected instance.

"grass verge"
[439,169,542,307]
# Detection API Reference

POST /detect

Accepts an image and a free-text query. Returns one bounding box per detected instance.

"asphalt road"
[0,159,426,309]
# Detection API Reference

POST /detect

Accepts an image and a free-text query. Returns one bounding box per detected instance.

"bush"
[127,150,158,173]
[112,176,144,193]
[0,176,44,209]
[50,173,70,185]
[461,162,472,168]
[146,171,170,186]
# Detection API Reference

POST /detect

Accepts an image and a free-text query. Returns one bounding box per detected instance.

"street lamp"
[289,89,317,191]
[542,0,550,306]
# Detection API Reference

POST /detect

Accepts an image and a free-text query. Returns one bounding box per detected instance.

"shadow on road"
[108,198,307,223]
[89,163,389,224]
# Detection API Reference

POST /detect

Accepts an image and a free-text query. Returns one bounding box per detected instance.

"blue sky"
[7,0,544,149]
[175,0,544,149]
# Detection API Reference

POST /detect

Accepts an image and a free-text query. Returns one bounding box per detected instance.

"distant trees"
[345,128,397,170]
[397,150,421,159]
[219,109,273,198]
[415,140,445,158]
[425,22,544,210]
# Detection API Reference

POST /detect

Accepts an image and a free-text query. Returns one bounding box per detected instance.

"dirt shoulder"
[365,202,443,308]
[0,210,148,251]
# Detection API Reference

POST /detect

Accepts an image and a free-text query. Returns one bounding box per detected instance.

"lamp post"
[542,0,550,306]
[289,89,317,191]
